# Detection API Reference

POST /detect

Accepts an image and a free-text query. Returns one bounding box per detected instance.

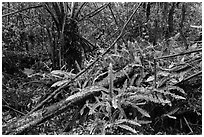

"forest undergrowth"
[2,2,202,135]
[2,37,202,135]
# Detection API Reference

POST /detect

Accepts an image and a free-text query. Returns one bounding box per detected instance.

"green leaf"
[80,104,87,116]
[117,124,138,134]
[166,86,186,95]
[88,103,98,115]
[137,120,152,125]
[157,77,169,88]
[105,102,112,113]
[165,114,177,119]
[170,78,178,84]
[130,104,150,118]
[166,107,179,116]
[51,79,69,87]
[125,119,141,127]
[108,63,114,99]
[146,75,155,82]
[158,71,170,77]
[115,119,141,126]
[112,97,118,109]
[23,68,35,76]
[51,70,76,79]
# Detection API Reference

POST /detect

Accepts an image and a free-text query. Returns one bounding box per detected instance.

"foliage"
[2,2,202,135]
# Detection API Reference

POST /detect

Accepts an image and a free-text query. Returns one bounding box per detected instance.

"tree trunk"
[179,3,188,49]
[167,3,176,38]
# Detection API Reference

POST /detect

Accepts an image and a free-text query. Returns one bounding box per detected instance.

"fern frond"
[109,63,114,98]
[136,120,152,125]
[165,85,186,95]
[65,85,108,103]
[51,79,69,88]
[123,85,185,106]
[115,119,141,127]
[133,105,150,118]
[117,124,138,134]
[128,94,172,106]
[51,70,76,79]
[155,87,186,100]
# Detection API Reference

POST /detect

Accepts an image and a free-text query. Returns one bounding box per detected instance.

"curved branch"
[75,2,87,18]
[44,3,60,33]
[2,5,43,17]
[156,48,202,60]
[108,3,118,26]
[79,3,110,22]
[3,5,49,31]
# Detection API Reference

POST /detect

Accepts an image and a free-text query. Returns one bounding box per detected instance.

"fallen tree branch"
[3,3,142,134]
[2,86,104,135]
[156,48,202,60]
[3,63,138,135]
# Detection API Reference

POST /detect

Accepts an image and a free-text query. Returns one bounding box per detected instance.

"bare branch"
[156,48,202,60]
[79,3,110,22]
[2,5,43,17]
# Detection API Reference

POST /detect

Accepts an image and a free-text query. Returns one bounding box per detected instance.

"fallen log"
[2,86,105,135]
[3,64,139,135]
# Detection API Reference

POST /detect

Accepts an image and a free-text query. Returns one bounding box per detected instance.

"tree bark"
[179,3,188,49]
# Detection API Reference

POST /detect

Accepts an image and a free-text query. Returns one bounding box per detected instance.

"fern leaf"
[166,114,177,119]
[89,102,102,115]
[112,96,118,109]
[129,94,172,106]
[166,86,186,95]
[154,93,172,106]
[123,101,150,118]
[93,71,108,83]
[51,70,76,79]
[146,75,155,82]
[169,93,185,100]
[156,88,186,100]
[125,119,141,127]
[108,63,114,98]
[80,103,88,115]
[51,79,69,88]
[117,124,138,134]
[137,120,152,125]
[157,77,169,88]
[166,107,180,116]
[115,119,141,127]
[133,105,150,118]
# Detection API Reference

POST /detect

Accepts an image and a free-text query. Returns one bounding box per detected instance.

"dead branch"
[2,5,43,17]
[156,48,201,60]
[2,63,138,135]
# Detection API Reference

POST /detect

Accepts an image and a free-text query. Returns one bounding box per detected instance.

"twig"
[2,5,43,17]
[27,2,142,115]
[156,48,202,60]
[183,117,193,133]
[79,3,110,22]
[108,4,118,26]
[3,5,47,30]
[174,71,202,86]
[154,58,157,88]
[3,105,25,116]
